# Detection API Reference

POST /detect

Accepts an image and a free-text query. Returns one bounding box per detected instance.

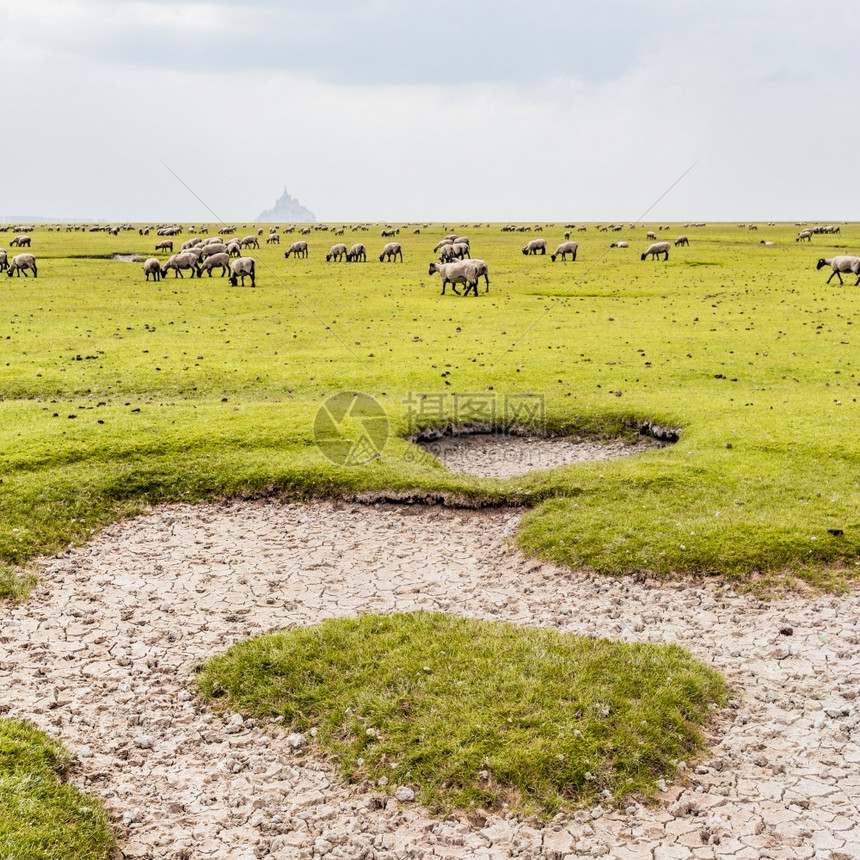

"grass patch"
[0,221,858,588]
[0,564,36,602]
[0,718,115,860]
[196,612,725,817]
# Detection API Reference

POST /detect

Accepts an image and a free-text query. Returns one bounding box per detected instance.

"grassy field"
[197,611,725,816]
[0,220,857,590]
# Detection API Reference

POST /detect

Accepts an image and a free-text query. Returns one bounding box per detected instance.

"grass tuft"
[197,612,725,817]
[0,718,115,860]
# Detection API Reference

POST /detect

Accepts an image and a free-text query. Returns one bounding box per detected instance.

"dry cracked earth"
[2,439,859,860]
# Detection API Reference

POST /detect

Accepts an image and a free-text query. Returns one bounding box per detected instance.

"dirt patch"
[3,500,859,858]
[417,434,667,479]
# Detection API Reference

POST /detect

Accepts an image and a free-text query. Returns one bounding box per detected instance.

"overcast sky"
[1,0,856,223]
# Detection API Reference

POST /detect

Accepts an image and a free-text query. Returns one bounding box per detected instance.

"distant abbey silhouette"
[256,187,315,223]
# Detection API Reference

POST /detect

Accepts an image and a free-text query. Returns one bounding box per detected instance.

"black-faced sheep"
[466,258,490,292]
[162,252,201,278]
[522,239,546,255]
[10,234,30,247]
[0,249,7,271]
[609,241,629,248]
[240,235,259,249]
[200,243,228,259]
[229,257,256,287]
[641,242,671,261]
[796,230,812,242]
[142,258,163,281]
[429,260,480,296]
[326,243,349,262]
[379,242,403,262]
[551,241,578,262]
[200,252,231,277]
[816,256,860,285]
[646,231,657,240]
[155,240,174,253]
[266,233,280,244]
[346,243,366,262]
[284,241,308,259]
[6,253,37,277]
[674,235,689,246]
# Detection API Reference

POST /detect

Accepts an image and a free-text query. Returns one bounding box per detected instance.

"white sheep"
[200,252,231,277]
[0,249,7,270]
[434,238,454,251]
[155,240,173,253]
[465,258,489,292]
[226,241,242,258]
[6,253,37,277]
[379,242,403,262]
[10,234,30,247]
[816,256,860,285]
[551,241,578,262]
[674,235,689,246]
[200,243,228,259]
[240,235,259,249]
[641,241,671,261]
[229,257,256,287]
[266,233,280,244]
[646,231,657,240]
[522,238,546,255]
[796,229,812,242]
[609,241,629,248]
[326,243,349,262]
[162,252,201,278]
[347,243,366,262]
[429,260,480,296]
[142,257,163,281]
[284,241,309,259]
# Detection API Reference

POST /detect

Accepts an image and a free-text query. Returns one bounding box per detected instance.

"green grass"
[0,221,858,590]
[196,612,725,816]
[0,718,115,859]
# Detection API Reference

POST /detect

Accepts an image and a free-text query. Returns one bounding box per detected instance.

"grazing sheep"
[10,234,31,247]
[226,241,242,258]
[200,252,231,277]
[609,241,629,248]
[240,235,260,249]
[200,243,228,259]
[522,238,546,255]
[674,235,689,246]
[142,257,163,281]
[180,237,202,250]
[379,242,403,262]
[381,228,399,237]
[162,252,201,278]
[641,241,671,261]
[564,231,571,240]
[551,241,578,262]
[346,243,366,262]
[300,226,311,235]
[266,233,280,244]
[816,256,860,285]
[434,238,454,251]
[202,236,224,245]
[796,229,812,242]
[438,244,457,262]
[155,240,174,253]
[229,257,256,287]
[450,242,470,260]
[326,243,349,262]
[646,231,657,240]
[284,241,309,259]
[760,240,775,246]
[429,260,480,296]
[6,253,37,277]
[0,249,6,271]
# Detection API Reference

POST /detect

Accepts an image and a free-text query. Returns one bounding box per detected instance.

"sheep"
[438,244,457,262]
[381,227,399,237]
[200,242,228,259]
[180,237,202,250]
[266,233,280,244]
[379,242,403,262]
[6,253,37,277]
[796,229,812,242]
[465,258,490,292]
[434,238,454,251]
[229,257,256,287]
[284,241,309,259]
[203,236,224,245]
[816,256,860,285]
[300,226,311,235]
[641,241,671,261]
[429,260,480,296]
[200,252,231,277]
[646,230,657,240]
[10,234,31,247]
[609,241,629,248]
[0,249,6,270]
[142,257,163,281]
[450,242,470,260]
[326,243,349,262]
[155,240,174,253]
[240,235,260,249]
[760,240,775,246]
[522,238,546,255]
[551,241,578,262]
[674,235,689,246]
[564,231,571,240]
[162,252,201,278]
[226,241,242,258]
[454,236,470,246]
[346,243,366,262]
